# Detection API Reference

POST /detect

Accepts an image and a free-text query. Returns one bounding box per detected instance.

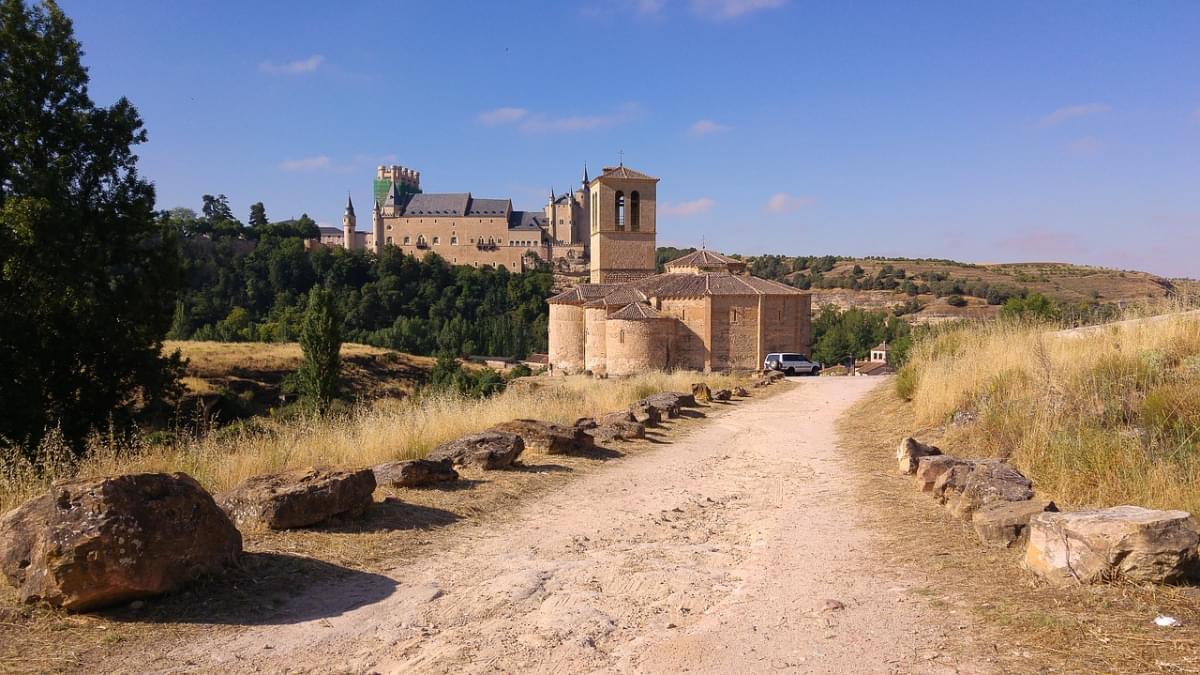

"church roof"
[664,249,743,269]
[582,286,647,308]
[546,284,620,305]
[631,272,805,298]
[599,165,658,181]
[609,302,663,320]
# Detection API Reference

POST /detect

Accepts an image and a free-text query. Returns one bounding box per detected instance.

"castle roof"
[401,192,471,216]
[467,198,511,217]
[599,165,658,181]
[609,302,663,320]
[664,249,744,270]
[509,211,546,231]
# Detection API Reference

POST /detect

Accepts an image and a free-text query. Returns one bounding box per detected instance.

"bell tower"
[589,164,658,283]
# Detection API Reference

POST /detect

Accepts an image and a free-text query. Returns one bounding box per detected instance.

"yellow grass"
[165,340,433,376]
[0,371,740,513]
[901,304,1200,515]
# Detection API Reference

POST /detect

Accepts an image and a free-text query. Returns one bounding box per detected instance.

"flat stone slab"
[219,468,376,530]
[427,431,524,470]
[1024,506,1200,585]
[973,500,1057,548]
[897,437,942,475]
[490,419,594,455]
[373,459,459,488]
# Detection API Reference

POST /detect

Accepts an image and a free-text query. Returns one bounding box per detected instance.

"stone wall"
[605,318,670,377]
[762,295,812,357]
[658,297,708,370]
[584,307,611,374]
[548,304,586,372]
[709,296,762,370]
[382,215,547,271]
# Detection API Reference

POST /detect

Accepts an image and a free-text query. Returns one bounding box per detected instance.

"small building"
[869,342,890,363]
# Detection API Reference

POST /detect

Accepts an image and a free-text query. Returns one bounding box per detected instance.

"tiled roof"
[631,272,805,298]
[547,284,620,305]
[599,165,658,181]
[872,342,890,351]
[582,286,648,308]
[318,226,342,236]
[664,249,743,269]
[609,302,663,320]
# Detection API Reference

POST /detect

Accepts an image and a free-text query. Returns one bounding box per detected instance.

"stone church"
[548,166,812,375]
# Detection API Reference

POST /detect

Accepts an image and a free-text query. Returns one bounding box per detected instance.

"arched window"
[630,191,640,231]
[615,191,625,230]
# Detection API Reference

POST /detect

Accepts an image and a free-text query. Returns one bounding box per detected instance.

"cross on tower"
[618,150,624,166]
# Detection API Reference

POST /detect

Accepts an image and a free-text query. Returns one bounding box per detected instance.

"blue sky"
[60,0,1200,277]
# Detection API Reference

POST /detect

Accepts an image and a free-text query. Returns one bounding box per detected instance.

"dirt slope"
[117,379,981,674]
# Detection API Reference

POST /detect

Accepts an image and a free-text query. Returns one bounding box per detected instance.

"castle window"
[386,236,392,244]
[631,191,640,231]
[432,236,440,245]
[615,191,625,230]
[451,235,458,245]
[403,236,411,244]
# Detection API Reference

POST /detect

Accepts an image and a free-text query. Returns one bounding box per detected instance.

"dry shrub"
[0,370,739,513]
[905,301,1200,514]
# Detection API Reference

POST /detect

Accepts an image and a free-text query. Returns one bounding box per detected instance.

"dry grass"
[839,385,1200,674]
[164,340,427,376]
[901,305,1200,515]
[0,371,740,514]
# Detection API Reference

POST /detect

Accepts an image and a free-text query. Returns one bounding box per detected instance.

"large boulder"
[573,417,598,431]
[599,410,636,426]
[0,473,241,611]
[490,419,594,455]
[897,437,942,475]
[373,459,459,488]
[733,386,750,397]
[932,461,983,504]
[219,468,376,530]
[629,402,662,427]
[945,461,1034,519]
[588,420,646,444]
[427,431,524,470]
[638,396,679,419]
[691,383,712,403]
[1024,507,1200,586]
[713,388,732,401]
[972,500,1057,548]
[914,455,969,493]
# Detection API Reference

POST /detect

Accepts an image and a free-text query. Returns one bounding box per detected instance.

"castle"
[547,166,812,375]
[321,164,594,271]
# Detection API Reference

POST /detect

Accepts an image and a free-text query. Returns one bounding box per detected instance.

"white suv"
[764,353,821,376]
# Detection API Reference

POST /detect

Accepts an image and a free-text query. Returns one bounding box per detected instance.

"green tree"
[248,201,268,227]
[0,0,183,453]
[296,287,342,411]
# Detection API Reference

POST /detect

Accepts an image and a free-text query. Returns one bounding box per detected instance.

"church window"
[730,309,741,324]
[631,191,640,231]
[615,191,625,230]
[619,329,625,344]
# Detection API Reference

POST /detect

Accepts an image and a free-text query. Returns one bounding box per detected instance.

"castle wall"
[382,215,548,271]
[605,318,670,377]
[548,304,586,373]
[584,307,611,374]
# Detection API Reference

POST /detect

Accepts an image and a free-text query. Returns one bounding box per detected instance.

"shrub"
[946,295,968,307]
[894,365,918,400]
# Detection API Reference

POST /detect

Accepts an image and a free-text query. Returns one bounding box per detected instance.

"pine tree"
[248,201,268,227]
[296,287,342,411]
[0,0,183,453]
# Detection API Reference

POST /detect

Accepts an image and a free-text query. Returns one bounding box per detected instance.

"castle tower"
[383,180,403,217]
[342,193,356,251]
[589,164,658,283]
[371,198,383,254]
[548,188,558,243]
[577,164,591,246]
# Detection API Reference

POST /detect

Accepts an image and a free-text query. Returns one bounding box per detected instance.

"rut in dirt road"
[135,379,976,674]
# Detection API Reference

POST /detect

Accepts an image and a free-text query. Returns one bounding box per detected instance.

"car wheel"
[786,367,795,376]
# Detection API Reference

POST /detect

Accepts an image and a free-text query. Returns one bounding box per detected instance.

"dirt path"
[141,379,977,673]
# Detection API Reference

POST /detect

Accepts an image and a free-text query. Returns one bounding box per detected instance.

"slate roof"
[402,193,471,216]
[466,198,511,217]
[609,302,663,320]
[509,211,546,231]
[318,226,342,236]
[665,249,742,269]
[600,165,658,181]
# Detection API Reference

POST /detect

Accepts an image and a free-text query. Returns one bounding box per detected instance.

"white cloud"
[258,55,325,76]
[765,192,815,214]
[691,0,786,19]
[661,197,716,217]
[479,103,641,134]
[279,156,331,172]
[688,119,730,137]
[477,107,529,126]
[1037,103,1110,128]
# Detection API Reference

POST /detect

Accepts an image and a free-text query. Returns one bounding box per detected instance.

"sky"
[59,0,1200,278]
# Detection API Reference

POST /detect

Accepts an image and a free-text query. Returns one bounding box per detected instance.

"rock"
[490,419,595,455]
[588,420,646,444]
[897,437,942,475]
[952,410,977,426]
[932,462,982,504]
[973,500,1057,548]
[218,468,376,530]
[914,455,968,493]
[713,388,732,401]
[733,386,749,397]
[946,461,1034,519]
[573,417,598,431]
[638,395,679,419]
[691,383,712,402]
[629,402,661,426]
[427,431,524,470]
[599,410,636,426]
[0,473,241,611]
[1024,506,1200,586]
[766,371,787,382]
[373,459,458,488]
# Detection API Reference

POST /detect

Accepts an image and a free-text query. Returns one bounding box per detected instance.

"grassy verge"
[838,384,1200,674]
